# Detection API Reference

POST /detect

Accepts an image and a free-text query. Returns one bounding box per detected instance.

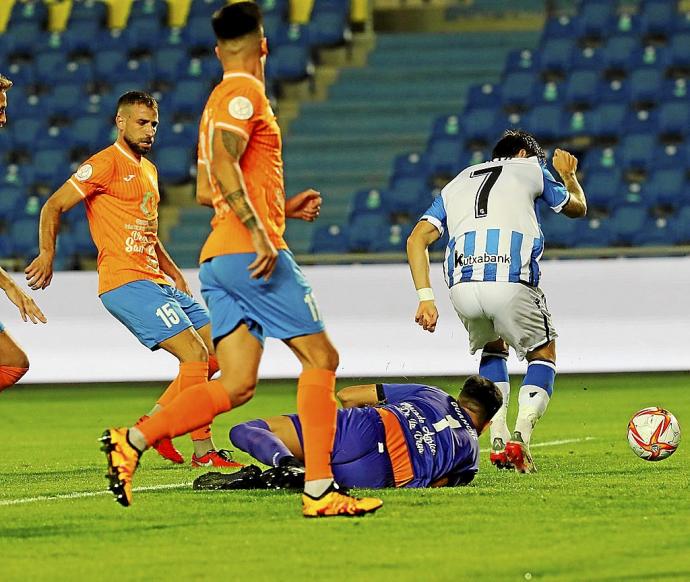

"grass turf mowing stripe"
[0,437,594,507]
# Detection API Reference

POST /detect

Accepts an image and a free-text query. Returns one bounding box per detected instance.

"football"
[627,407,681,461]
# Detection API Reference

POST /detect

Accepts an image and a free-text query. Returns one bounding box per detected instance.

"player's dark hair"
[212,2,263,41]
[117,91,158,111]
[492,129,546,165]
[0,73,13,91]
[458,375,503,427]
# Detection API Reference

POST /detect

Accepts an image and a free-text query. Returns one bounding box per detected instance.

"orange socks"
[137,379,231,446]
[0,366,28,392]
[297,369,337,481]
[189,355,221,440]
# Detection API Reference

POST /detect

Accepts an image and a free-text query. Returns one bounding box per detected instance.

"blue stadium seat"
[632,218,676,247]
[61,20,101,55]
[310,224,349,254]
[350,188,390,215]
[430,114,460,139]
[270,44,313,82]
[540,212,577,247]
[575,0,614,39]
[117,57,155,84]
[371,223,413,252]
[630,44,670,70]
[619,133,657,172]
[523,104,563,141]
[652,143,688,169]
[156,121,198,148]
[462,107,498,143]
[539,37,574,74]
[628,69,663,104]
[12,119,44,152]
[262,12,285,46]
[4,61,35,87]
[185,15,217,52]
[571,45,603,71]
[393,152,428,179]
[153,47,189,83]
[129,0,168,22]
[387,175,428,216]
[641,0,677,39]
[347,211,389,252]
[34,52,67,85]
[35,124,74,151]
[188,0,226,18]
[3,23,43,56]
[669,33,690,69]
[309,8,350,47]
[609,206,648,245]
[672,207,690,243]
[658,101,690,138]
[622,107,658,135]
[501,72,535,110]
[169,79,210,116]
[584,169,622,209]
[71,116,109,151]
[9,218,40,257]
[155,146,192,184]
[643,168,687,208]
[69,0,109,24]
[126,18,165,54]
[0,185,23,221]
[602,35,638,71]
[563,109,596,139]
[564,70,599,108]
[504,49,538,73]
[9,0,48,27]
[598,77,628,103]
[47,84,86,118]
[32,149,70,187]
[533,80,562,105]
[542,15,576,40]
[466,83,501,110]
[94,50,127,79]
[426,136,462,176]
[575,218,615,248]
[590,103,627,139]
[581,147,617,174]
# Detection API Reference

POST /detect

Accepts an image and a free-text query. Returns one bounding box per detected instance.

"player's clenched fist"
[552,148,578,176]
[415,301,438,333]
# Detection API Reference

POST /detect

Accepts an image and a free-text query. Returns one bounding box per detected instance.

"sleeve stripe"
[551,191,570,213]
[214,122,249,141]
[420,215,445,236]
[68,178,87,199]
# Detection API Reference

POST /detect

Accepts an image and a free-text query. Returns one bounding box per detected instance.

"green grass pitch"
[1,373,689,581]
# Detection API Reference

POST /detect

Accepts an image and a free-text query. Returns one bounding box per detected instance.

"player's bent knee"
[527,340,556,364]
[222,378,257,408]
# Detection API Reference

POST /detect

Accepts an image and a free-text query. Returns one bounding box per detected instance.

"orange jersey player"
[100,2,383,517]
[25,92,239,468]
[0,73,47,394]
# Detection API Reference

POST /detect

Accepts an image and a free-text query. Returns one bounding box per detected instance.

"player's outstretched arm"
[553,148,587,219]
[407,221,441,333]
[336,384,379,408]
[25,183,83,290]
[285,189,321,222]
[212,129,278,280]
[0,267,46,323]
[155,240,192,295]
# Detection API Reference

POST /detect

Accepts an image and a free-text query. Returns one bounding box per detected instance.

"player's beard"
[124,134,153,156]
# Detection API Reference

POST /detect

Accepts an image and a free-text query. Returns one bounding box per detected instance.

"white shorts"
[449,282,557,360]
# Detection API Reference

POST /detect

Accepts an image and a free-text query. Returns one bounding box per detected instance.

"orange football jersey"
[68,142,169,295]
[197,71,288,262]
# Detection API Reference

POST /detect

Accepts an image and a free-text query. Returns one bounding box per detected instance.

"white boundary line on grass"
[1,437,596,507]
[0,481,193,507]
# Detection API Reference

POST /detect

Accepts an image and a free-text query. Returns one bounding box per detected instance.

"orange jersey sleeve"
[198,73,288,263]
[69,151,115,199]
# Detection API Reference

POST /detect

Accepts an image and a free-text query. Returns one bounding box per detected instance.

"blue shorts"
[100,280,210,350]
[199,251,325,345]
[288,407,395,489]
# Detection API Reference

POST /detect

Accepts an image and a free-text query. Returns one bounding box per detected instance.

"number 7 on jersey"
[470,165,502,219]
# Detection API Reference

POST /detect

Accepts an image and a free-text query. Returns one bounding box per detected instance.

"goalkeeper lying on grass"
[194,376,501,491]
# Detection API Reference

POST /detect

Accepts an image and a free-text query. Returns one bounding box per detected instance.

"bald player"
[25,92,237,468]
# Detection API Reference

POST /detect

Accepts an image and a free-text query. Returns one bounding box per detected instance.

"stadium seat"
[622,108,658,135]
[619,134,657,172]
[571,45,603,71]
[609,205,648,245]
[462,107,498,144]
[35,124,74,151]
[129,0,169,23]
[575,218,615,248]
[169,79,210,116]
[632,218,676,247]
[504,49,537,73]
[71,116,109,151]
[430,114,460,139]
[465,83,501,110]
[350,188,390,216]
[310,224,349,254]
[347,211,389,252]
[598,78,628,104]
[539,38,575,75]
[4,61,35,87]
[640,0,677,39]
[668,33,690,69]
[94,50,127,79]
[658,102,690,138]
[9,218,40,257]
[540,212,577,247]
[564,70,599,108]
[602,35,638,71]
[309,8,351,47]
[590,102,627,140]
[34,52,67,85]
[542,15,576,40]
[581,147,616,174]
[61,21,101,56]
[270,44,314,82]
[628,69,663,105]
[387,175,429,216]
[188,0,227,18]
[9,0,48,27]
[371,223,413,252]
[12,119,44,152]
[32,149,71,188]
[584,169,622,210]
[71,221,97,255]
[643,168,687,209]
[563,109,596,139]
[631,45,670,70]
[153,47,189,84]
[0,185,23,221]
[501,72,535,110]
[69,0,109,25]
[63,201,88,226]
[652,143,688,170]
[574,0,614,39]
[47,84,87,118]
[185,15,217,52]
[393,152,428,178]
[426,136,462,176]
[126,18,165,54]
[3,23,43,57]
[523,104,563,141]
[155,146,193,184]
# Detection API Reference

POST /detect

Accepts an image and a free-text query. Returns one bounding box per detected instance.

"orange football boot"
[100,428,141,507]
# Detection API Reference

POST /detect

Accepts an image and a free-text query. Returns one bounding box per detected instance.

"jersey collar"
[114,142,142,166]
[222,71,265,90]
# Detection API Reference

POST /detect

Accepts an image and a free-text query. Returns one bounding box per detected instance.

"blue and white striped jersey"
[420,156,569,287]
